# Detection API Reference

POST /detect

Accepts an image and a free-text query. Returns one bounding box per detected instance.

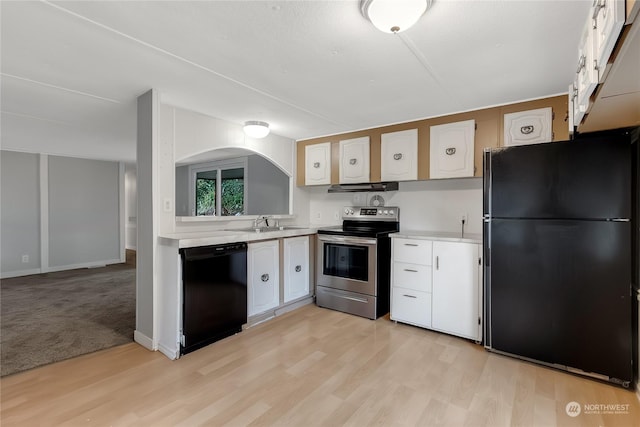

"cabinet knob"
[445,147,456,156]
[261,273,269,282]
[393,153,403,160]
[313,162,320,169]
[295,265,302,273]
[520,125,534,135]
[349,158,357,165]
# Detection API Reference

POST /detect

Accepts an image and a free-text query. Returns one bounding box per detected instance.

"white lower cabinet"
[283,236,310,303]
[248,240,280,316]
[391,237,482,342]
[432,241,481,341]
[391,288,432,328]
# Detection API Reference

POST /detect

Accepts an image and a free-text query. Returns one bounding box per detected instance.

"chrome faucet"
[253,215,270,228]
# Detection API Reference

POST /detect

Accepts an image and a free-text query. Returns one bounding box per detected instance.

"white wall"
[306,178,483,234]
[125,163,137,249]
[0,151,41,275]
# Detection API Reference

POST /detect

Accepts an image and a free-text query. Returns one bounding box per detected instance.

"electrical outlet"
[21,254,29,263]
[353,194,362,204]
[334,211,340,220]
[460,213,467,223]
[315,211,322,220]
[163,198,172,212]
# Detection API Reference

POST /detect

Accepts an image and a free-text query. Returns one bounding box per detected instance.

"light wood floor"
[1,304,638,427]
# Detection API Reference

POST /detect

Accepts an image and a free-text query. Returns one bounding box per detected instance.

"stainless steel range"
[316,206,399,319]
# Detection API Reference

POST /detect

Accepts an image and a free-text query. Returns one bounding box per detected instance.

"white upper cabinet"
[304,142,331,186]
[381,129,418,182]
[575,19,598,122]
[593,0,625,82]
[503,107,553,146]
[339,136,370,184]
[429,120,475,179]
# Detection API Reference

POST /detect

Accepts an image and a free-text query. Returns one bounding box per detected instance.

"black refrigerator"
[483,128,638,387]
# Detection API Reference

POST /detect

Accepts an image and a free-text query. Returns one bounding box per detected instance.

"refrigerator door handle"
[609,218,630,222]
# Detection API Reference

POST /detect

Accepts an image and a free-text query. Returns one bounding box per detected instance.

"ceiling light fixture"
[360,0,432,34]
[243,121,270,138]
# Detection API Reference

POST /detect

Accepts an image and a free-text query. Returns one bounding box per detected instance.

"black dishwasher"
[179,242,247,355]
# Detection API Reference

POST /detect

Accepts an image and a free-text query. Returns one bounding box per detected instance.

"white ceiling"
[1,0,592,163]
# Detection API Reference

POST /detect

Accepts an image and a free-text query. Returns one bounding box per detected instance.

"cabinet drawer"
[391,287,432,328]
[393,238,432,265]
[393,262,431,292]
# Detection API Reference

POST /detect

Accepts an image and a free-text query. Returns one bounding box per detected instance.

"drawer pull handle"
[445,147,456,155]
[404,269,418,273]
[313,162,320,169]
[295,265,302,272]
[349,158,358,165]
[403,294,417,299]
[261,274,269,282]
[520,125,534,135]
[393,153,403,160]
[403,243,419,246]
[436,256,439,270]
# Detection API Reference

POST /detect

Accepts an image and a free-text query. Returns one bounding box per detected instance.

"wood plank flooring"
[1,304,638,426]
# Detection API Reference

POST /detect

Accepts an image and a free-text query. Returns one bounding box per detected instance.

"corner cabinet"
[304,142,331,186]
[381,129,418,182]
[429,120,475,179]
[248,240,280,316]
[283,236,310,303]
[339,136,370,183]
[391,236,482,342]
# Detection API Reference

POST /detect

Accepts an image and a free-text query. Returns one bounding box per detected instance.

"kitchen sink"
[226,226,305,233]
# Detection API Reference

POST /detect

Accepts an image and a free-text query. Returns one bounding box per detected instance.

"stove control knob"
[344,208,350,215]
[383,210,388,215]
[389,210,395,215]
[378,210,382,215]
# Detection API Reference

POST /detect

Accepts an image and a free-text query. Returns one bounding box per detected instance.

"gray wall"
[1,151,41,273]
[247,154,289,215]
[136,89,155,341]
[175,165,189,216]
[48,156,120,267]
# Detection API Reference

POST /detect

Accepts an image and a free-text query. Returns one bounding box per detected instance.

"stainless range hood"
[327,181,399,193]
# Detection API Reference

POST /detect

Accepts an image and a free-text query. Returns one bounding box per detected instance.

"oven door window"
[323,243,368,282]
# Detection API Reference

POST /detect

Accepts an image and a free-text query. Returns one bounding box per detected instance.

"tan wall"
[296,95,568,186]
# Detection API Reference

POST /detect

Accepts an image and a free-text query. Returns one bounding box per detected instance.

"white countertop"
[392,230,482,244]
[159,227,318,248]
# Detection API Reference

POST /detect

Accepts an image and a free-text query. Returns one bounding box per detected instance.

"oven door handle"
[318,235,377,246]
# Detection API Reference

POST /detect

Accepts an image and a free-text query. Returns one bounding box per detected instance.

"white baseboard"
[0,268,42,279]
[134,330,155,351]
[158,343,179,360]
[44,258,123,273]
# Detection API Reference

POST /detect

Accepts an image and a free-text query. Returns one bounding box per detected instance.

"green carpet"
[1,263,135,377]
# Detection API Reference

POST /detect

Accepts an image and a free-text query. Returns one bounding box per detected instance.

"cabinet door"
[432,241,480,340]
[391,287,432,328]
[283,236,310,303]
[503,107,552,147]
[339,137,370,183]
[381,129,418,181]
[575,20,598,119]
[593,0,625,82]
[429,120,475,179]
[305,143,331,186]
[248,240,280,316]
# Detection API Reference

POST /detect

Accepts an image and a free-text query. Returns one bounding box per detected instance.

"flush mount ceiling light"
[360,0,432,33]
[243,121,270,138]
